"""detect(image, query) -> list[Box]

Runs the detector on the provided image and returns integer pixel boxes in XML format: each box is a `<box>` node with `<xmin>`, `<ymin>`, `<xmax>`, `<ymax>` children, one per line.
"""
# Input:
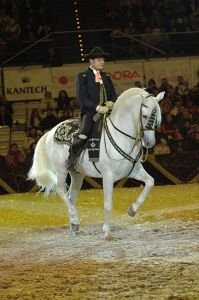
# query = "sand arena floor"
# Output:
<box><xmin>0</xmin><ymin>183</ymin><xmax>199</xmax><ymax>299</ymax></box>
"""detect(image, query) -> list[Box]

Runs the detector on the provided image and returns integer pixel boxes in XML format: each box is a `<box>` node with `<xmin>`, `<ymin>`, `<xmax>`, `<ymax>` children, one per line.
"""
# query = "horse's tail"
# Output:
<box><xmin>28</xmin><ymin>132</ymin><xmax>57</xmax><ymax>193</ymax></box>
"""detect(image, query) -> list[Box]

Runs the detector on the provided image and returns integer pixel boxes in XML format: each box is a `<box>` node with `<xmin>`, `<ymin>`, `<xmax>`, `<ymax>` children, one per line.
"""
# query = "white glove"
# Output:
<box><xmin>105</xmin><ymin>101</ymin><xmax>115</xmax><ymax>109</ymax></box>
<box><xmin>96</xmin><ymin>105</ymin><xmax>109</xmax><ymax>114</ymax></box>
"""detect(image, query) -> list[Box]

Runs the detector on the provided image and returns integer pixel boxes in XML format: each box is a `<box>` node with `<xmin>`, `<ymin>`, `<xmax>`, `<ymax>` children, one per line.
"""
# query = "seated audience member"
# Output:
<box><xmin>35</xmin><ymin>130</ymin><xmax>43</xmax><ymax>143</ymax></box>
<box><xmin>189</xmin><ymin>131</ymin><xmax>199</xmax><ymax>150</ymax></box>
<box><xmin>6</xmin><ymin>143</ymin><xmax>25</xmax><ymax>167</ymax></box>
<box><xmin>159</xmin><ymin>78</ymin><xmax>173</xmax><ymax>93</ymax></box>
<box><xmin>162</xmin><ymin>113</ymin><xmax>176</xmax><ymax>139</ymax></box>
<box><xmin>0</xmin><ymin>95</ymin><xmax>13</xmax><ymax>114</ymax></box>
<box><xmin>175</xmin><ymin>76</ymin><xmax>190</xmax><ymax>105</ymax></box>
<box><xmin>58</xmin><ymin>109</ymin><xmax>71</xmax><ymax>123</ymax></box>
<box><xmin>29</xmin><ymin>108</ymin><xmax>42</xmax><ymax>129</ymax></box>
<box><xmin>26</xmin><ymin>141</ymin><xmax>37</xmax><ymax>163</ymax></box>
<box><xmin>40</xmin><ymin>91</ymin><xmax>57</xmax><ymax>112</ymax></box>
<box><xmin>147</xmin><ymin>78</ymin><xmax>157</xmax><ymax>94</ymax></box>
<box><xmin>56</xmin><ymin>90</ymin><xmax>73</xmax><ymax>116</ymax></box>
<box><xmin>180</xmin><ymin>120</ymin><xmax>193</xmax><ymax>138</ymax></box>
<box><xmin>43</xmin><ymin>47</ymin><xmax>62</xmax><ymax>67</ymax></box>
<box><xmin>154</xmin><ymin>138</ymin><xmax>171</xmax><ymax>155</ymax></box>
<box><xmin>37</xmin><ymin>20</ymin><xmax>52</xmax><ymax>39</ymax></box>
<box><xmin>177</xmin><ymin>108</ymin><xmax>193</xmax><ymax>130</ymax></box>
<box><xmin>23</xmin><ymin>127</ymin><xmax>38</xmax><ymax>153</ymax></box>
<box><xmin>0</xmin><ymin>105</ymin><xmax>13</xmax><ymax>127</ymax></box>
<box><xmin>41</xmin><ymin>108</ymin><xmax>58</xmax><ymax>131</ymax></box>
<box><xmin>169</xmin><ymin>128</ymin><xmax>184</xmax><ymax>152</ymax></box>
<box><xmin>170</xmin><ymin>100</ymin><xmax>183</xmax><ymax>118</ymax></box>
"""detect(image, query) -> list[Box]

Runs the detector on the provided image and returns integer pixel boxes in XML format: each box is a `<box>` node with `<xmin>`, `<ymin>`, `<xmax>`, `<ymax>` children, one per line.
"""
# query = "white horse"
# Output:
<box><xmin>28</xmin><ymin>88</ymin><xmax>165</xmax><ymax>239</ymax></box>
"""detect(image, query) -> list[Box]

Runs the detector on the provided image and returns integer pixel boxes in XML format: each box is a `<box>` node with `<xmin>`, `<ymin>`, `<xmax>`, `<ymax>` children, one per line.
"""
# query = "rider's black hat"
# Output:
<box><xmin>84</xmin><ymin>47</ymin><xmax>110</xmax><ymax>59</ymax></box>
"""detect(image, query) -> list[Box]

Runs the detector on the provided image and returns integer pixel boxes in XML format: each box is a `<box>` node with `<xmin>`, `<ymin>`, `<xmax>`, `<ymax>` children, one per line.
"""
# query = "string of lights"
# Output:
<box><xmin>74</xmin><ymin>1</ymin><xmax>85</xmax><ymax>62</ymax></box>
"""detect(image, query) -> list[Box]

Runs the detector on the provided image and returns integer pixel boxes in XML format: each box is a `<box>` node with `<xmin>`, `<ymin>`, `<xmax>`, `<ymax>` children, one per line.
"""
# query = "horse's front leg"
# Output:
<box><xmin>102</xmin><ymin>173</ymin><xmax>114</xmax><ymax>240</ymax></box>
<box><xmin>128</xmin><ymin>165</ymin><xmax>154</xmax><ymax>217</ymax></box>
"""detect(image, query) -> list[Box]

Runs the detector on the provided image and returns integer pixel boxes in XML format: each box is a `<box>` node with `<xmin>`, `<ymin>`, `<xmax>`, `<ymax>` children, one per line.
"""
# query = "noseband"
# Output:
<box><xmin>140</xmin><ymin>101</ymin><xmax>157</xmax><ymax>132</ymax></box>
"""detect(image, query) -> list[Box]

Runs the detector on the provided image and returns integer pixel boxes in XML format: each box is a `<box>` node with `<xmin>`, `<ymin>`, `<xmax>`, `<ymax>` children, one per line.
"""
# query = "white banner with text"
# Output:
<box><xmin>3</xmin><ymin>57</ymin><xmax>199</xmax><ymax>101</ymax></box>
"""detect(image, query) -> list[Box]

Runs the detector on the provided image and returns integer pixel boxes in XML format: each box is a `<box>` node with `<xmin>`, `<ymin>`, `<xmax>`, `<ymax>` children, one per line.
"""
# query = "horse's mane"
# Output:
<box><xmin>114</xmin><ymin>87</ymin><xmax>162</xmax><ymax>125</ymax></box>
<box><xmin>115</xmin><ymin>87</ymin><xmax>149</xmax><ymax>106</ymax></box>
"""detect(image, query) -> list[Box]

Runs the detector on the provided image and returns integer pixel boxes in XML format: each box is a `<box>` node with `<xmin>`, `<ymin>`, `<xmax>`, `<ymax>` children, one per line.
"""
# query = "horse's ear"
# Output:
<box><xmin>155</xmin><ymin>91</ymin><xmax>165</xmax><ymax>102</ymax></box>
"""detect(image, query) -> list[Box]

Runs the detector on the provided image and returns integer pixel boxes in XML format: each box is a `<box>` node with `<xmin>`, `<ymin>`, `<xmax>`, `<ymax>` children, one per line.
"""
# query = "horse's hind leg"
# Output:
<box><xmin>56</xmin><ymin>171</ymin><xmax>83</xmax><ymax>232</ymax></box>
<box><xmin>68</xmin><ymin>171</ymin><xmax>84</xmax><ymax>231</ymax></box>
<box><xmin>128</xmin><ymin>165</ymin><xmax>154</xmax><ymax>217</ymax></box>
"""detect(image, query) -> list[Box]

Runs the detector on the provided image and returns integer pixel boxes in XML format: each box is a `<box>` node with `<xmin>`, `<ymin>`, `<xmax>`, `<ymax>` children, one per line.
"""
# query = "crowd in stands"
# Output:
<box><xmin>146</xmin><ymin>75</ymin><xmax>199</xmax><ymax>154</ymax></box>
<box><xmin>105</xmin><ymin>0</ymin><xmax>198</xmax><ymax>34</ymax></box>
<box><xmin>1</xmin><ymin>0</ymin><xmax>199</xmax><ymax>63</ymax></box>
<box><xmin>0</xmin><ymin>0</ymin><xmax>51</xmax><ymax>45</ymax></box>
<box><xmin>0</xmin><ymin>88</ymin><xmax>74</xmax><ymax>168</ymax></box>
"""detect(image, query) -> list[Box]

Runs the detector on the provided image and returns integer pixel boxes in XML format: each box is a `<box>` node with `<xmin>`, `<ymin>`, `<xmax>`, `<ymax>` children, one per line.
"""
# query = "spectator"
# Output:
<box><xmin>23</xmin><ymin>127</ymin><xmax>38</xmax><ymax>153</ymax></box>
<box><xmin>162</xmin><ymin>113</ymin><xmax>176</xmax><ymax>138</ymax></box>
<box><xmin>0</xmin><ymin>105</ymin><xmax>13</xmax><ymax>127</ymax></box>
<box><xmin>147</xmin><ymin>78</ymin><xmax>157</xmax><ymax>94</ymax></box>
<box><xmin>41</xmin><ymin>108</ymin><xmax>58</xmax><ymax>131</ymax></box>
<box><xmin>40</xmin><ymin>91</ymin><xmax>57</xmax><ymax>112</ymax></box>
<box><xmin>58</xmin><ymin>109</ymin><xmax>71</xmax><ymax>123</ymax></box>
<box><xmin>170</xmin><ymin>100</ymin><xmax>183</xmax><ymax>118</ymax></box>
<box><xmin>7</xmin><ymin>17</ymin><xmax>21</xmax><ymax>41</ymax></box>
<box><xmin>43</xmin><ymin>47</ymin><xmax>62</xmax><ymax>67</ymax></box>
<box><xmin>169</xmin><ymin>128</ymin><xmax>184</xmax><ymax>152</ymax></box>
<box><xmin>0</xmin><ymin>95</ymin><xmax>13</xmax><ymax>114</ymax></box>
<box><xmin>6</xmin><ymin>143</ymin><xmax>25</xmax><ymax>168</ymax></box>
<box><xmin>29</xmin><ymin>108</ymin><xmax>42</xmax><ymax>129</ymax></box>
<box><xmin>175</xmin><ymin>76</ymin><xmax>190</xmax><ymax>105</ymax></box>
<box><xmin>26</xmin><ymin>141</ymin><xmax>36</xmax><ymax>163</ymax></box>
<box><xmin>154</xmin><ymin>138</ymin><xmax>171</xmax><ymax>155</ymax></box>
<box><xmin>159</xmin><ymin>78</ymin><xmax>173</xmax><ymax>93</ymax></box>
<box><xmin>37</xmin><ymin>19</ymin><xmax>51</xmax><ymax>38</ymax></box>
<box><xmin>56</xmin><ymin>90</ymin><xmax>73</xmax><ymax>115</ymax></box>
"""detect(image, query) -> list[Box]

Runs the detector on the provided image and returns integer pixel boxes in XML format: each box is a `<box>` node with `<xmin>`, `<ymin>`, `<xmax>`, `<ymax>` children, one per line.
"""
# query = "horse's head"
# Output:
<box><xmin>140</xmin><ymin>91</ymin><xmax>165</xmax><ymax>148</ymax></box>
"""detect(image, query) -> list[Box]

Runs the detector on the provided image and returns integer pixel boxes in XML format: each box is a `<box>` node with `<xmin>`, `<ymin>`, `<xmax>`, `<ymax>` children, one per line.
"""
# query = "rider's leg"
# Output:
<box><xmin>66</xmin><ymin>113</ymin><xmax>94</xmax><ymax>170</ymax></box>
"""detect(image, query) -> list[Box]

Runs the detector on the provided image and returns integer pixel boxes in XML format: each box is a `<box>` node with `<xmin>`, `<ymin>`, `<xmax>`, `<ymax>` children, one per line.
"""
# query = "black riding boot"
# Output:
<box><xmin>66</xmin><ymin>136</ymin><xmax>87</xmax><ymax>170</ymax></box>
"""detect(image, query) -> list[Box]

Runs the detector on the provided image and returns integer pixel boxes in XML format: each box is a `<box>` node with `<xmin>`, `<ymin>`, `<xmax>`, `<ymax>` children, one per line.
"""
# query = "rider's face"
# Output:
<box><xmin>90</xmin><ymin>57</ymin><xmax>105</xmax><ymax>71</ymax></box>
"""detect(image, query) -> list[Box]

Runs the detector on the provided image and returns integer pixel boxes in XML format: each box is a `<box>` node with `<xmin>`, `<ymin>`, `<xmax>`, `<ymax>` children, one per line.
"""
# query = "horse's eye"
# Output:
<box><xmin>143</xmin><ymin>115</ymin><xmax>147</xmax><ymax>119</ymax></box>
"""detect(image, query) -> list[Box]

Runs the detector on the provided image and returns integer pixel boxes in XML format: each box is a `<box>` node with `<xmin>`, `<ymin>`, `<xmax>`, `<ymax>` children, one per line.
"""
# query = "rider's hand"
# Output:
<box><xmin>96</xmin><ymin>105</ymin><xmax>109</xmax><ymax>114</ymax></box>
<box><xmin>105</xmin><ymin>101</ymin><xmax>115</xmax><ymax>109</ymax></box>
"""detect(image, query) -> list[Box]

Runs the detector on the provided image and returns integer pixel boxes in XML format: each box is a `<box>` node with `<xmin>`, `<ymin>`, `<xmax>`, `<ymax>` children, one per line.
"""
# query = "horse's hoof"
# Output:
<box><xmin>104</xmin><ymin>231</ymin><xmax>113</xmax><ymax>240</ymax></box>
<box><xmin>70</xmin><ymin>223</ymin><xmax>79</xmax><ymax>232</ymax></box>
<box><xmin>128</xmin><ymin>206</ymin><xmax>137</xmax><ymax>217</ymax></box>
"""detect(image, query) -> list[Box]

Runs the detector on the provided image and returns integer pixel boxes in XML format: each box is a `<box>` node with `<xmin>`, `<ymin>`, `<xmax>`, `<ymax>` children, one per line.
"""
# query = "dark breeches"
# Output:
<box><xmin>80</xmin><ymin>113</ymin><xmax>95</xmax><ymax>137</ymax></box>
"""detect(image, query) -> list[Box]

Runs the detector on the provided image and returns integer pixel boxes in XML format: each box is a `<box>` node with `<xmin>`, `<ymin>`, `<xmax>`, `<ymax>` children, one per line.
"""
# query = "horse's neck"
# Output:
<box><xmin>110</xmin><ymin>97</ymin><xmax>141</xmax><ymax>137</ymax></box>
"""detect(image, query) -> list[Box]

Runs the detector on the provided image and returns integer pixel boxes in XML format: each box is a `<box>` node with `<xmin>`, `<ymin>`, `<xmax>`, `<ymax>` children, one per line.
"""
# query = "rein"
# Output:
<box><xmin>104</xmin><ymin>118</ymin><xmax>141</xmax><ymax>163</ymax></box>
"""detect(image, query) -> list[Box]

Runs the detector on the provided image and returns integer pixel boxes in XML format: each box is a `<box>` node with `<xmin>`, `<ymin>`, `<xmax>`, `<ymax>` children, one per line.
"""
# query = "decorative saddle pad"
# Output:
<box><xmin>54</xmin><ymin>116</ymin><xmax>103</xmax><ymax>162</ymax></box>
<box><xmin>54</xmin><ymin>118</ymin><xmax>80</xmax><ymax>145</ymax></box>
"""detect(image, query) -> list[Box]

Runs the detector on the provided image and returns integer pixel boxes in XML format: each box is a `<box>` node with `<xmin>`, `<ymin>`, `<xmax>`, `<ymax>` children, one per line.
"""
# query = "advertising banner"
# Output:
<box><xmin>4</xmin><ymin>61</ymin><xmax>144</xmax><ymax>101</ymax></box>
<box><xmin>4</xmin><ymin>57</ymin><xmax>199</xmax><ymax>101</ymax></box>
<box><xmin>4</xmin><ymin>67</ymin><xmax>50</xmax><ymax>101</ymax></box>
<box><xmin>190</xmin><ymin>57</ymin><xmax>199</xmax><ymax>86</ymax></box>
<box><xmin>144</xmin><ymin>58</ymin><xmax>191</xmax><ymax>88</ymax></box>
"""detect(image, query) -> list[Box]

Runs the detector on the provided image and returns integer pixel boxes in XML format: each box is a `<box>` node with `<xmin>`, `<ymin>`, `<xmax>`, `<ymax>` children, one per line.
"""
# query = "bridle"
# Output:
<box><xmin>93</xmin><ymin>98</ymin><xmax>158</xmax><ymax>174</ymax></box>
<box><xmin>103</xmin><ymin>98</ymin><xmax>158</xmax><ymax>162</ymax></box>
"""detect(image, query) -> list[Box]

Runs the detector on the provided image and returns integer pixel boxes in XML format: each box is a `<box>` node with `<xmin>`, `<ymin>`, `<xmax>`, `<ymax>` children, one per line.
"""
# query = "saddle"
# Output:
<box><xmin>54</xmin><ymin>117</ymin><xmax>103</xmax><ymax>162</ymax></box>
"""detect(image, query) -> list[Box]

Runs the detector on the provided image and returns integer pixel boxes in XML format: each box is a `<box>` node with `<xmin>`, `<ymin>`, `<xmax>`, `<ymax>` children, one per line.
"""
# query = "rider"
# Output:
<box><xmin>66</xmin><ymin>46</ymin><xmax>117</xmax><ymax>170</ymax></box>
